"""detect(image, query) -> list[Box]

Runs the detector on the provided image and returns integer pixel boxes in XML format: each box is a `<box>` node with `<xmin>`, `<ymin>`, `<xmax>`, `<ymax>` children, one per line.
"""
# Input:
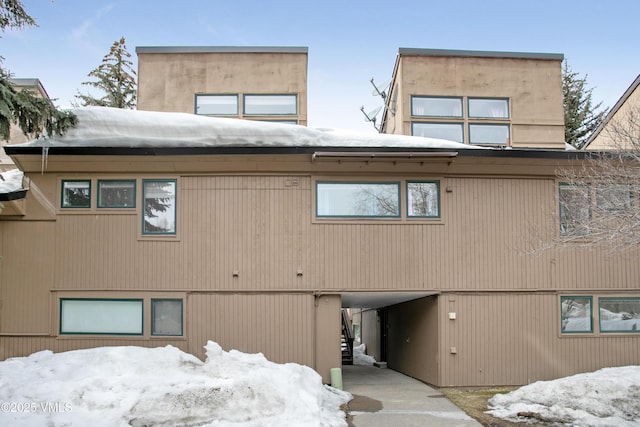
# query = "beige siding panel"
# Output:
<box><xmin>439</xmin><ymin>294</ymin><xmax>640</xmax><ymax>386</ymax></box>
<box><xmin>315</xmin><ymin>294</ymin><xmax>341</xmax><ymax>383</ymax></box>
<box><xmin>186</xmin><ymin>292</ymin><xmax>314</xmax><ymax>367</ymax></box>
<box><xmin>386</xmin><ymin>296</ymin><xmax>440</xmax><ymax>385</ymax></box>
<box><xmin>0</xmin><ymin>222</ymin><xmax>55</xmax><ymax>333</ymax></box>
<box><xmin>181</xmin><ymin>176</ymin><xmax>311</xmax><ymax>290</ymax></box>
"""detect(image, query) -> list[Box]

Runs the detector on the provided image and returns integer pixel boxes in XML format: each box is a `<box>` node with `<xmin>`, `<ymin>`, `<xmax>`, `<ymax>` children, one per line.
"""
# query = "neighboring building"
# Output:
<box><xmin>136</xmin><ymin>46</ymin><xmax>308</xmax><ymax>126</ymax></box>
<box><xmin>585</xmin><ymin>74</ymin><xmax>640</xmax><ymax>150</ymax></box>
<box><xmin>1</xmin><ymin>79</ymin><xmax>51</xmax><ymax>170</ymax></box>
<box><xmin>1</xmin><ymin>49</ymin><xmax>639</xmax><ymax>388</ymax></box>
<box><xmin>381</xmin><ymin>48</ymin><xmax>566</xmax><ymax>149</ymax></box>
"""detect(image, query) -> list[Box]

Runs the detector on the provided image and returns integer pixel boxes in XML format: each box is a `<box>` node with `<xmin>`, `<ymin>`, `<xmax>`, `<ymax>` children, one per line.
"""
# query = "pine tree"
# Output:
<box><xmin>563</xmin><ymin>61</ymin><xmax>607</xmax><ymax>149</ymax></box>
<box><xmin>0</xmin><ymin>0</ymin><xmax>77</xmax><ymax>140</ymax></box>
<box><xmin>75</xmin><ymin>37</ymin><xmax>137</xmax><ymax>109</ymax></box>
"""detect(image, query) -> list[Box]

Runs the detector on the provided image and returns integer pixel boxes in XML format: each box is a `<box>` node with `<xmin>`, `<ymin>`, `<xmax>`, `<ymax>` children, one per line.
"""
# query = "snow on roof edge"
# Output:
<box><xmin>14</xmin><ymin>107</ymin><xmax>483</xmax><ymax>150</ymax></box>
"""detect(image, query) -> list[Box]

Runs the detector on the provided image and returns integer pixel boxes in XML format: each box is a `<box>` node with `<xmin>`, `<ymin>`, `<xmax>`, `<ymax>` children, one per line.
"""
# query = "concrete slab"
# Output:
<box><xmin>343</xmin><ymin>365</ymin><xmax>482</xmax><ymax>427</ymax></box>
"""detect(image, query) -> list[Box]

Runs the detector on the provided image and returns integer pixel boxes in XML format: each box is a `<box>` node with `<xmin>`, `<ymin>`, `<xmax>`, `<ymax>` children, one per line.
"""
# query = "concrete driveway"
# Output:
<box><xmin>342</xmin><ymin>365</ymin><xmax>483</xmax><ymax>427</ymax></box>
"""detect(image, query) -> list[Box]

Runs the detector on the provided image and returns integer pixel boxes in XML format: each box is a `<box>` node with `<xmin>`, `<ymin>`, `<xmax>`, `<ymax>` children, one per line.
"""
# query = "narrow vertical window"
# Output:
<box><xmin>559</xmin><ymin>183</ymin><xmax>590</xmax><ymax>236</ymax></box>
<box><xmin>61</xmin><ymin>180</ymin><xmax>91</xmax><ymax>208</ymax></box>
<box><xmin>560</xmin><ymin>296</ymin><xmax>593</xmax><ymax>333</ymax></box>
<box><xmin>151</xmin><ymin>299</ymin><xmax>183</xmax><ymax>336</ymax></box>
<box><xmin>143</xmin><ymin>180</ymin><xmax>176</xmax><ymax>234</ymax></box>
<box><xmin>407</xmin><ymin>181</ymin><xmax>440</xmax><ymax>218</ymax></box>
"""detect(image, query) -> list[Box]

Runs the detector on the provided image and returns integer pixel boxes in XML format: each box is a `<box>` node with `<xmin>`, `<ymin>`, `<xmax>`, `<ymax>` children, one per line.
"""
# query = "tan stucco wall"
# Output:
<box><xmin>588</xmin><ymin>81</ymin><xmax>640</xmax><ymax>150</ymax></box>
<box><xmin>384</xmin><ymin>54</ymin><xmax>565</xmax><ymax>148</ymax></box>
<box><xmin>137</xmin><ymin>51</ymin><xmax>308</xmax><ymax>125</ymax></box>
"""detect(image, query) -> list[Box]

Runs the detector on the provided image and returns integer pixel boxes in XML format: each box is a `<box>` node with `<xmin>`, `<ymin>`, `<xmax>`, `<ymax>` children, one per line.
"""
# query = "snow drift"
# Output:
<box><xmin>0</xmin><ymin>342</ymin><xmax>351</xmax><ymax>427</ymax></box>
<box><xmin>487</xmin><ymin>365</ymin><xmax>640</xmax><ymax>426</ymax></box>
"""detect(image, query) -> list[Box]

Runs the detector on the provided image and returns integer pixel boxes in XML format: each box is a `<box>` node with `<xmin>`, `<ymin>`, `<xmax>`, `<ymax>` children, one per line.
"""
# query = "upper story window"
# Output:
<box><xmin>468</xmin><ymin>98</ymin><xmax>509</xmax><ymax>118</ymax></box>
<box><xmin>407</xmin><ymin>181</ymin><xmax>440</xmax><ymax>218</ymax></box>
<box><xmin>61</xmin><ymin>180</ymin><xmax>91</xmax><ymax>208</ymax></box>
<box><xmin>143</xmin><ymin>180</ymin><xmax>177</xmax><ymax>235</ymax></box>
<box><xmin>559</xmin><ymin>183</ymin><xmax>590</xmax><ymax>236</ymax></box>
<box><xmin>195</xmin><ymin>94</ymin><xmax>238</xmax><ymax>116</ymax></box>
<box><xmin>316</xmin><ymin>181</ymin><xmax>400</xmax><ymax>218</ymax></box>
<box><xmin>412</xmin><ymin>122</ymin><xmax>463</xmax><ymax>143</ymax></box>
<box><xmin>411</xmin><ymin>95</ymin><xmax>510</xmax><ymax>145</ymax></box>
<box><xmin>244</xmin><ymin>94</ymin><xmax>297</xmax><ymax>116</ymax></box>
<box><xmin>595</xmin><ymin>184</ymin><xmax>632</xmax><ymax>211</ymax></box>
<box><xmin>412</xmin><ymin>96</ymin><xmax>462</xmax><ymax>117</ymax></box>
<box><xmin>469</xmin><ymin>123</ymin><xmax>510</xmax><ymax>145</ymax></box>
<box><xmin>98</xmin><ymin>180</ymin><xmax>136</xmax><ymax>208</ymax></box>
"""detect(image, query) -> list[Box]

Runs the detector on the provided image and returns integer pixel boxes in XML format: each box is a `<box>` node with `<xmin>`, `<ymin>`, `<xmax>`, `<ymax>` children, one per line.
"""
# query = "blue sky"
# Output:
<box><xmin>3</xmin><ymin>0</ymin><xmax>639</xmax><ymax>132</ymax></box>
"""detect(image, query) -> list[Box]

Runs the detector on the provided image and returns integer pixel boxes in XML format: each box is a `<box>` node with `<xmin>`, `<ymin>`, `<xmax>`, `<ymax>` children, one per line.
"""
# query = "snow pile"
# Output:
<box><xmin>0</xmin><ymin>169</ymin><xmax>24</xmax><ymax>193</ymax></box>
<box><xmin>0</xmin><ymin>342</ymin><xmax>351</xmax><ymax>427</ymax></box>
<box><xmin>353</xmin><ymin>344</ymin><xmax>376</xmax><ymax>366</ymax></box>
<box><xmin>487</xmin><ymin>366</ymin><xmax>640</xmax><ymax>426</ymax></box>
<box><xmin>17</xmin><ymin>106</ymin><xmax>478</xmax><ymax>150</ymax></box>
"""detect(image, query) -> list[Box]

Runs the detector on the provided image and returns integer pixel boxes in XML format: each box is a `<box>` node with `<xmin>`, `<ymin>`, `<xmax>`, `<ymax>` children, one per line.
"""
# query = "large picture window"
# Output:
<box><xmin>407</xmin><ymin>181</ymin><xmax>440</xmax><ymax>218</ymax></box>
<box><xmin>560</xmin><ymin>296</ymin><xmax>593</xmax><ymax>333</ymax></box>
<box><xmin>60</xmin><ymin>299</ymin><xmax>143</xmax><ymax>335</ymax></box>
<box><xmin>599</xmin><ymin>298</ymin><xmax>640</xmax><ymax>333</ymax></box>
<box><xmin>316</xmin><ymin>182</ymin><xmax>400</xmax><ymax>218</ymax></box>
<box><xmin>195</xmin><ymin>94</ymin><xmax>238</xmax><ymax>116</ymax></box>
<box><xmin>98</xmin><ymin>180</ymin><xmax>136</xmax><ymax>208</ymax></box>
<box><xmin>559</xmin><ymin>184</ymin><xmax>590</xmax><ymax>236</ymax></box>
<box><xmin>151</xmin><ymin>299</ymin><xmax>183</xmax><ymax>336</ymax></box>
<box><xmin>61</xmin><ymin>180</ymin><xmax>91</xmax><ymax>208</ymax></box>
<box><xmin>143</xmin><ymin>180</ymin><xmax>177</xmax><ymax>234</ymax></box>
<box><xmin>244</xmin><ymin>94</ymin><xmax>297</xmax><ymax>115</ymax></box>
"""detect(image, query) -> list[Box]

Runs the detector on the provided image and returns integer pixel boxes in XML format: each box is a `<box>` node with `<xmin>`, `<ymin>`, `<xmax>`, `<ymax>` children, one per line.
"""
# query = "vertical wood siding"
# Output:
<box><xmin>186</xmin><ymin>292</ymin><xmax>314</xmax><ymax>366</ymax></box>
<box><xmin>2</xmin><ymin>173</ymin><xmax>640</xmax><ymax>386</ymax></box>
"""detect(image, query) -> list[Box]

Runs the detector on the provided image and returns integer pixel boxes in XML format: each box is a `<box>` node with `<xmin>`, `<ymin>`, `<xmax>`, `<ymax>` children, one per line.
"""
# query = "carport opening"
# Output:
<box><xmin>340</xmin><ymin>292</ymin><xmax>437</xmax><ymax>368</ymax></box>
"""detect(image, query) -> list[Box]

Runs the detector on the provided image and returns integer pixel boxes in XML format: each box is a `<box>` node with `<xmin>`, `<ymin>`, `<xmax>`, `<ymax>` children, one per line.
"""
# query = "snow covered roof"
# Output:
<box><xmin>14</xmin><ymin>107</ymin><xmax>477</xmax><ymax>150</ymax></box>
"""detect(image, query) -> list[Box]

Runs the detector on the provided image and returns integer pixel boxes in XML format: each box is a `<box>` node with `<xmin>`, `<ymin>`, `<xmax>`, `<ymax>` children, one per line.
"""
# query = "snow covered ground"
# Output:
<box><xmin>487</xmin><ymin>365</ymin><xmax>640</xmax><ymax>426</ymax></box>
<box><xmin>0</xmin><ymin>342</ymin><xmax>351</xmax><ymax>427</ymax></box>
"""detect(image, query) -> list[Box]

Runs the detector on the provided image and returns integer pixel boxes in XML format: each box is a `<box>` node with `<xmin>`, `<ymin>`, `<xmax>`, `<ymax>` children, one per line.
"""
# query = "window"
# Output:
<box><xmin>244</xmin><ymin>94</ymin><xmax>297</xmax><ymax>115</ymax></box>
<box><xmin>411</xmin><ymin>96</ymin><xmax>462</xmax><ymax>117</ymax></box>
<box><xmin>599</xmin><ymin>298</ymin><xmax>640</xmax><ymax>333</ymax></box>
<box><xmin>98</xmin><ymin>180</ymin><xmax>136</xmax><ymax>208</ymax></box>
<box><xmin>143</xmin><ymin>180</ymin><xmax>177</xmax><ymax>234</ymax></box>
<box><xmin>412</xmin><ymin>122</ymin><xmax>463</xmax><ymax>143</ymax></box>
<box><xmin>560</xmin><ymin>296</ymin><xmax>593</xmax><ymax>333</ymax></box>
<box><xmin>316</xmin><ymin>182</ymin><xmax>400</xmax><ymax>218</ymax></box>
<box><xmin>151</xmin><ymin>299</ymin><xmax>183</xmax><ymax>336</ymax></box>
<box><xmin>469</xmin><ymin>124</ymin><xmax>510</xmax><ymax>145</ymax></box>
<box><xmin>61</xmin><ymin>180</ymin><xmax>91</xmax><ymax>208</ymax></box>
<box><xmin>407</xmin><ymin>181</ymin><xmax>440</xmax><ymax>218</ymax></box>
<box><xmin>559</xmin><ymin>184</ymin><xmax>590</xmax><ymax>236</ymax></box>
<box><xmin>60</xmin><ymin>299</ymin><xmax>143</xmax><ymax>335</ymax></box>
<box><xmin>468</xmin><ymin>98</ymin><xmax>509</xmax><ymax>118</ymax></box>
<box><xmin>195</xmin><ymin>94</ymin><xmax>238</xmax><ymax>115</ymax></box>
<box><xmin>596</xmin><ymin>184</ymin><xmax>632</xmax><ymax>211</ymax></box>
<box><xmin>411</xmin><ymin>95</ymin><xmax>510</xmax><ymax>145</ymax></box>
